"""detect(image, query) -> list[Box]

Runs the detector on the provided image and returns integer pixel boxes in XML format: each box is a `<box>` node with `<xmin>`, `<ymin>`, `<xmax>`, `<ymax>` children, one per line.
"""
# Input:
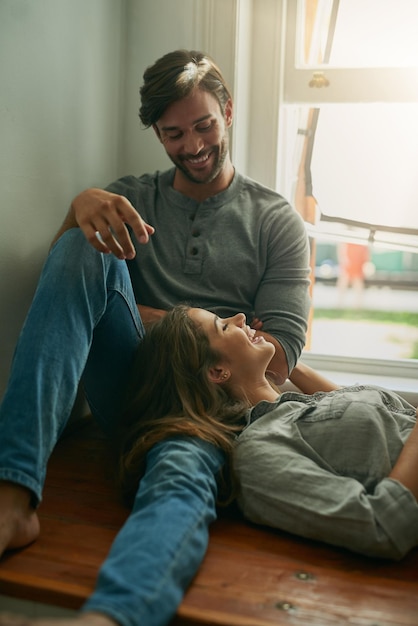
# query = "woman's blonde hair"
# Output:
<box><xmin>118</xmin><ymin>305</ymin><xmax>248</xmax><ymax>505</ymax></box>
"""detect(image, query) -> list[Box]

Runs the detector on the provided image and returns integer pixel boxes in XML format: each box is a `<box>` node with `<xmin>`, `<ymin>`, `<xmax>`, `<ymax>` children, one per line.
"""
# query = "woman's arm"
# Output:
<box><xmin>288</xmin><ymin>361</ymin><xmax>341</xmax><ymax>394</ymax></box>
<box><xmin>389</xmin><ymin>410</ymin><xmax>418</xmax><ymax>499</ymax></box>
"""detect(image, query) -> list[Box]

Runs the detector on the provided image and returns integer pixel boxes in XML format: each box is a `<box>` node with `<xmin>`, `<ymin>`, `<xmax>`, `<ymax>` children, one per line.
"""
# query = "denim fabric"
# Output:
<box><xmin>0</xmin><ymin>229</ymin><xmax>144</xmax><ymax>502</ymax></box>
<box><xmin>235</xmin><ymin>385</ymin><xmax>418</xmax><ymax>559</ymax></box>
<box><xmin>0</xmin><ymin>228</ymin><xmax>222</xmax><ymax>625</ymax></box>
<box><xmin>108</xmin><ymin>169</ymin><xmax>310</xmax><ymax>373</ymax></box>
<box><xmin>83</xmin><ymin>437</ymin><xmax>223</xmax><ymax>626</ymax></box>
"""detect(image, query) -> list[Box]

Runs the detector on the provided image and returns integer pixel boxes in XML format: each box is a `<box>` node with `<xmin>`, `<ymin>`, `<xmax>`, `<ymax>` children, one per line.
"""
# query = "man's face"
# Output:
<box><xmin>154</xmin><ymin>88</ymin><xmax>233</xmax><ymax>185</ymax></box>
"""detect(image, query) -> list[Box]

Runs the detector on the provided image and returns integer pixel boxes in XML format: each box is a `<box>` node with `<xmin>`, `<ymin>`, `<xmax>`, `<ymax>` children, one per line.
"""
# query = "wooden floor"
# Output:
<box><xmin>0</xmin><ymin>418</ymin><xmax>417</xmax><ymax>626</ymax></box>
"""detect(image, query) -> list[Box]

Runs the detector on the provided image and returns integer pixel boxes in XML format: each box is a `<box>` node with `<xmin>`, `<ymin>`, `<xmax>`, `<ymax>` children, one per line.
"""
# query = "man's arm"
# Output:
<box><xmin>52</xmin><ymin>188</ymin><xmax>155</xmax><ymax>260</ymax></box>
<box><xmin>252</xmin><ymin>205</ymin><xmax>311</xmax><ymax>385</ymax></box>
<box><xmin>51</xmin><ymin>203</ymin><xmax>78</xmax><ymax>247</ymax></box>
<box><xmin>250</xmin><ymin>317</ymin><xmax>305</xmax><ymax>385</ymax></box>
<box><xmin>254</xmin><ymin>331</ymin><xmax>289</xmax><ymax>385</ymax></box>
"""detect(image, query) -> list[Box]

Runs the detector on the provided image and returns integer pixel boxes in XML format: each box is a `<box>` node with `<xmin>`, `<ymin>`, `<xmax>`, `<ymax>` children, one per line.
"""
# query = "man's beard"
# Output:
<box><xmin>170</xmin><ymin>137</ymin><xmax>229</xmax><ymax>185</ymax></box>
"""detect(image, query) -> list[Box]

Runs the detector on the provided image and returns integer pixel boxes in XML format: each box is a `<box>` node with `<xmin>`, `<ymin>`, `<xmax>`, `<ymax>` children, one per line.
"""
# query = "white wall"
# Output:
<box><xmin>0</xmin><ymin>0</ymin><xmax>125</xmax><ymax>394</ymax></box>
<box><xmin>120</xmin><ymin>0</ymin><xmax>197</xmax><ymax>175</ymax></box>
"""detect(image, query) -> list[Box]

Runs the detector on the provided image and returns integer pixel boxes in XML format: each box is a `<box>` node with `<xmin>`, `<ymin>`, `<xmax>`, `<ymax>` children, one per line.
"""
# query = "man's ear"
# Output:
<box><xmin>224</xmin><ymin>98</ymin><xmax>233</xmax><ymax>128</ymax></box>
<box><xmin>208</xmin><ymin>367</ymin><xmax>230</xmax><ymax>384</ymax></box>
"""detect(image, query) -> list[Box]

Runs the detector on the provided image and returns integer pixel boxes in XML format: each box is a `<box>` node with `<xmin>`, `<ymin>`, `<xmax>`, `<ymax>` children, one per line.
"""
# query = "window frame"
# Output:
<box><xmin>230</xmin><ymin>0</ymin><xmax>418</xmax><ymax>402</ymax></box>
<box><xmin>284</xmin><ymin>0</ymin><xmax>418</xmax><ymax>401</ymax></box>
<box><xmin>283</xmin><ymin>0</ymin><xmax>418</xmax><ymax>105</ymax></box>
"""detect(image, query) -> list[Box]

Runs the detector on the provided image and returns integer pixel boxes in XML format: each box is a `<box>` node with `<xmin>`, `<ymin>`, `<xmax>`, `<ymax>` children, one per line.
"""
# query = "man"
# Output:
<box><xmin>0</xmin><ymin>50</ymin><xmax>310</xmax><ymax>626</ymax></box>
<box><xmin>55</xmin><ymin>49</ymin><xmax>310</xmax><ymax>383</ymax></box>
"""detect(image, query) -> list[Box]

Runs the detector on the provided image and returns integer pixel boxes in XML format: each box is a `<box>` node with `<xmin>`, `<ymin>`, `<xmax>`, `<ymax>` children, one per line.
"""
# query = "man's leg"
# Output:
<box><xmin>82</xmin><ymin>437</ymin><xmax>224</xmax><ymax>626</ymax></box>
<box><xmin>0</xmin><ymin>229</ymin><xmax>143</xmax><ymax>553</ymax></box>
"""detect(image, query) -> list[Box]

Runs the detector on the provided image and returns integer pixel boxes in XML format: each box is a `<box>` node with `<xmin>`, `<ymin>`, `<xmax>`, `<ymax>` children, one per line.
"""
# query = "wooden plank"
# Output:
<box><xmin>0</xmin><ymin>419</ymin><xmax>417</xmax><ymax>626</ymax></box>
<box><xmin>174</xmin><ymin>522</ymin><xmax>418</xmax><ymax>626</ymax></box>
<box><xmin>0</xmin><ymin>420</ymin><xmax>122</xmax><ymax>609</ymax></box>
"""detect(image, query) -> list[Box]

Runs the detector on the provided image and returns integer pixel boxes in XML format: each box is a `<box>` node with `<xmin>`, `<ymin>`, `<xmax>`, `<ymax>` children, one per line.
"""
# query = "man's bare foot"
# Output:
<box><xmin>0</xmin><ymin>482</ymin><xmax>40</xmax><ymax>557</ymax></box>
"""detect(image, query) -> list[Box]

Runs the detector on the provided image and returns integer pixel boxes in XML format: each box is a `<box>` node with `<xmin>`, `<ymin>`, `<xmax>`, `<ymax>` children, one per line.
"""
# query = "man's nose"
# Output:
<box><xmin>183</xmin><ymin>131</ymin><xmax>204</xmax><ymax>155</ymax></box>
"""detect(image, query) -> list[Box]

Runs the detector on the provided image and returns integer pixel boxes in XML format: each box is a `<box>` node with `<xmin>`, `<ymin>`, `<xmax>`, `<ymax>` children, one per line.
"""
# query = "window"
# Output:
<box><xmin>276</xmin><ymin>0</ymin><xmax>418</xmax><ymax>387</ymax></box>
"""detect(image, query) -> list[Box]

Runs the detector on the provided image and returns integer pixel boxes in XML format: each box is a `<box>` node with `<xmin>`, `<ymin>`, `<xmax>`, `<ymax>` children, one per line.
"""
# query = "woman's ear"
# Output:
<box><xmin>208</xmin><ymin>367</ymin><xmax>230</xmax><ymax>384</ymax></box>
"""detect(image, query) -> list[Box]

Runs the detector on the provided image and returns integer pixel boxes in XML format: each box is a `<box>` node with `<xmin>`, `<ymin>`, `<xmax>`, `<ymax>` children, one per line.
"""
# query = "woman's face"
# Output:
<box><xmin>188</xmin><ymin>308</ymin><xmax>275</xmax><ymax>382</ymax></box>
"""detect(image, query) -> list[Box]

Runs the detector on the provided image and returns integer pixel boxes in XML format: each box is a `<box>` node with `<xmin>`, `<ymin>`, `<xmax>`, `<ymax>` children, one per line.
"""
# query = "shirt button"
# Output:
<box><xmin>190</xmin><ymin>247</ymin><xmax>199</xmax><ymax>255</ymax></box>
<box><xmin>191</xmin><ymin>229</ymin><xmax>200</xmax><ymax>237</ymax></box>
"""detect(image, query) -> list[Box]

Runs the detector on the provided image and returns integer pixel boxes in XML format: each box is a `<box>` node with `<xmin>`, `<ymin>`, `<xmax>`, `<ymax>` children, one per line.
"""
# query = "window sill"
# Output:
<box><xmin>299</xmin><ymin>353</ymin><xmax>418</xmax><ymax>407</ymax></box>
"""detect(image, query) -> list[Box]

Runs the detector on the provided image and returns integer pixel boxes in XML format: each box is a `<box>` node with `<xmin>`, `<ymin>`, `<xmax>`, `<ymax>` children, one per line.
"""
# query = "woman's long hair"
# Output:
<box><xmin>118</xmin><ymin>304</ymin><xmax>249</xmax><ymax>506</ymax></box>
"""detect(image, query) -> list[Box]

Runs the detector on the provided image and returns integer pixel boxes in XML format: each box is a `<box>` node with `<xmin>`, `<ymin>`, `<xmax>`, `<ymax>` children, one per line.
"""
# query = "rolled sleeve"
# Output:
<box><xmin>369</xmin><ymin>478</ymin><xmax>418</xmax><ymax>559</ymax></box>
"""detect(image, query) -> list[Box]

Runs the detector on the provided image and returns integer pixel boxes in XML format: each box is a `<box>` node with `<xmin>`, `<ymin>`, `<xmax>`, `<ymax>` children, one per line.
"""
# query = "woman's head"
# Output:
<box><xmin>124</xmin><ymin>305</ymin><xmax>276</xmax><ymax>421</ymax></box>
<box><xmin>187</xmin><ymin>307</ymin><xmax>276</xmax><ymax>391</ymax></box>
<box><xmin>125</xmin><ymin>305</ymin><xmax>231</xmax><ymax>418</ymax></box>
<box><xmin>118</xmin><ymin>305</ymin><xmax>250</xmax><ymax>504</ymax></box>
<box><xmin>139</xmin><ymin>49</ymin><xmax>232</xmax><ymax>127</ymax></box>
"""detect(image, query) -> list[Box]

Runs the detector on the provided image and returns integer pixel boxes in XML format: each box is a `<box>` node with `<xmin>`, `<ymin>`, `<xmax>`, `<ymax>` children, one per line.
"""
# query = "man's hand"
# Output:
<box><xmin>137</xmin><ymin>304</ymin><xmax>167</xmax><ymax>328</ymax></box>
<box><xmin>249</xmin><ymin>317</ymin><xmax>263</xmax><ymax>331</ymax></box>
<box><xmin>249</xmin><ymin>317</ymin><xmax>287</xmax><ymax>385</ymax></box>
<box><xmin>72</xmin><ymin>188</ymin><xmax>155</xmax><ymax>259</ymax></box>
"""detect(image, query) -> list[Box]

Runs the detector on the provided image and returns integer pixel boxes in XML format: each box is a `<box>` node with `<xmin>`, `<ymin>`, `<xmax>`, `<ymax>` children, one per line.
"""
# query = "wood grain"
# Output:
<box><xmin>0</xmin><ymin>418</ymin><xmax>417</xmax><ymax>625</ymax></box>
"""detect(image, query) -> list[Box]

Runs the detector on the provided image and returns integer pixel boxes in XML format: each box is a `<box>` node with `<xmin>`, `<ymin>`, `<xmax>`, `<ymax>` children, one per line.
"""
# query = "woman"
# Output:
<box><xmin>1</xmin><ymin>305</ymin><xmax>417</xmax><ymax>626</ymax></box>
<box><xmin>119</xmin><ymin>304</ymin><xmax>418</xmax><ymax>561</ymax></box>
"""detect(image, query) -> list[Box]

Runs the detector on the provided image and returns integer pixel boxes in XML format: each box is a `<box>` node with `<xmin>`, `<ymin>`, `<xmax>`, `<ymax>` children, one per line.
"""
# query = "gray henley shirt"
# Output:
<box><xmin>107</xmin><ymin>168</ymin><xmax>311</xmax><ymax>371</ymax></box>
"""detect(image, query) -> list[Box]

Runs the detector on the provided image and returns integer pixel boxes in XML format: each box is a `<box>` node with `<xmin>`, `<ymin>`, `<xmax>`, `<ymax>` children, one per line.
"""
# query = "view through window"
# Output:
<box><xmin>279</xmin><ymin>0</ymin><xmax>418</xmax><ymax>363</ymax></box>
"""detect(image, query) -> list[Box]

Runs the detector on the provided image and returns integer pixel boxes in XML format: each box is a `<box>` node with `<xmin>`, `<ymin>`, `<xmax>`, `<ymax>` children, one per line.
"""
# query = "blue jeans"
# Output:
<box><xmin>0</xmin><ymin>229</ymin><xmax>223</xmax><ymax>626</ymax></box>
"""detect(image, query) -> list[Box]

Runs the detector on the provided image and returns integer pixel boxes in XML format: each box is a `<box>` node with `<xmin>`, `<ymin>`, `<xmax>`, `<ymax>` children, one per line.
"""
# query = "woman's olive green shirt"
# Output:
<box><xmin>235</xmin><ymin>385</ymin><xmax>418</xmax><ymax>560</ymax></box>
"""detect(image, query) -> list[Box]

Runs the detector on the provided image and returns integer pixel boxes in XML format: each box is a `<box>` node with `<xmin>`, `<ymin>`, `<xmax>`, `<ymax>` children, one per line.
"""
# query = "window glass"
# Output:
<box><xmin>298</xmin><ymin>0</ymin><xmax>418</xmax><ymax>68</ymax></box>
<box><xmin>311</xmin><ymin>238</ymin><xmax>418</xmax><ymax>360</ymax></box>
<box><xmin>280</xmin><ymin>0</ymin><xmax>418</xmax><ymax>362</ymax></box>
<box><xmin>311</xmin><ymin>103</ymin><xmax>418</xmax><ymax>238</ymax></box>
